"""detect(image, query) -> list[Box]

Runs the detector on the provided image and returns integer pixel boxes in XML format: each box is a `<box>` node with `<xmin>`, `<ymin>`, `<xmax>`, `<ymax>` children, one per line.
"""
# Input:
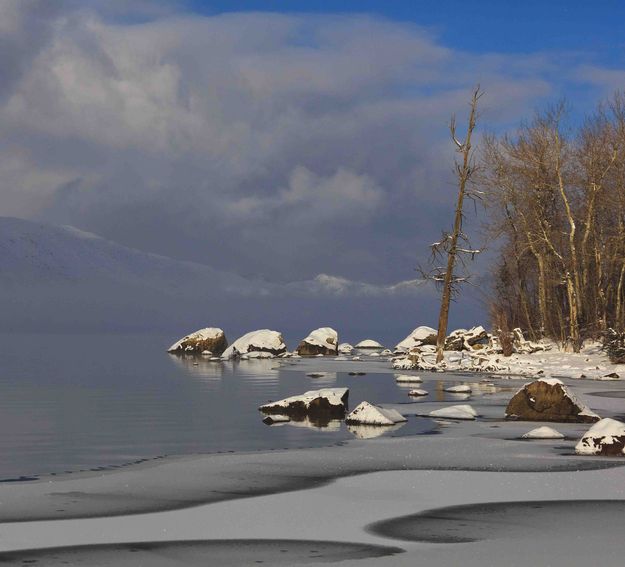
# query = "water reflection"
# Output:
<box><xmin>168</xmin><ymin>354</ymin><xmax>226</xmax><ymax>380</ymax></box>
<box><xmin>348</xmin><ymin>422</ymin><xmax>405</xmax><ymax>439</ymax></box>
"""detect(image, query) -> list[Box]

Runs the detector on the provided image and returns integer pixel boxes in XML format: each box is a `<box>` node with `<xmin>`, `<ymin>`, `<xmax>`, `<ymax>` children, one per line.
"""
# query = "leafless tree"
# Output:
<box><xmin>420</xmin><ymin>86</ymin><xmax>483</xmax><ymax>363</ymax></box>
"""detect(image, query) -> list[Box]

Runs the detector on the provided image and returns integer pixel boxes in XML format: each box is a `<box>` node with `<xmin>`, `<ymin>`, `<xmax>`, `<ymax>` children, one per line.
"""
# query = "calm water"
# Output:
<box><xmin>0</xmin><ymin>333</ymin><xmax>453</xmax><ymax>480</ymax></box>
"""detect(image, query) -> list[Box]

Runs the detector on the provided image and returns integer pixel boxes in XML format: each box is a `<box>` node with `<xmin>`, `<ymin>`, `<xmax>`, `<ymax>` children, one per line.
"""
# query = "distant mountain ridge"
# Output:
<box><xmin>0</xmin><ymin>217</ymin><xmax>429</xmax><ymax>338</ymax></box>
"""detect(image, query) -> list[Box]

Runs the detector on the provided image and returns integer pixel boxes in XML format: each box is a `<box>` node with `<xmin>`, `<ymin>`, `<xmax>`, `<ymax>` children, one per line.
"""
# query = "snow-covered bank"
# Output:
<box><xmin>393</xmin><ymin>339</ymin><xmax>625</xmax><ymax>381</ymax></box>
<box><xmin>3</xmin><ymin>466</ymin><xmax>625</xmax><ymax>566</ymax></box>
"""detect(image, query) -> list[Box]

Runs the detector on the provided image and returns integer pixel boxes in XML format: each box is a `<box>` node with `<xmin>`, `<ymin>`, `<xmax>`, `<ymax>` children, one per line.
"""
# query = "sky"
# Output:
<box><xmin>0</xmin><ymin>0</ymin><xmax>624</xmax><ymax>333</ymax></box>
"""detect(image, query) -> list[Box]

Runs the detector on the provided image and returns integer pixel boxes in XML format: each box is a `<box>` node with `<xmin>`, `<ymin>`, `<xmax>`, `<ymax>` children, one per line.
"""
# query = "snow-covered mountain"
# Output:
<box><xmin>0</xmin><ymin>217</ymin><xmax>432</xmax><ymax>339</ymax></box>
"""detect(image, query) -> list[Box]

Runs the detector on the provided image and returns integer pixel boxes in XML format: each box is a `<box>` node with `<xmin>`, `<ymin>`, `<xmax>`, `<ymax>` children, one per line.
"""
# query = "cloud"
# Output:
<box><xmin>0</xmin><ymin>0</ymin><xmax>619</xmax><ymax>287</ymax></box>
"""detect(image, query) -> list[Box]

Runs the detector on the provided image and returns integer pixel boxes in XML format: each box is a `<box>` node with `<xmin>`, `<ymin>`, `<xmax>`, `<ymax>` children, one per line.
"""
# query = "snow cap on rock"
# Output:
<box><xmin>355</xmin><ymin>339</ymin><xmax>384</xmax><ymax>349</ymax></box>
<box><xmin>429</xmin><ymin>404</ymin><xmax>478</xmax><ymax>420</ymax></box>
<box><xmin>395</xmin><ymin>326</ymin><xmax>437</xmax><ymax>350</ymax></box>
<box><xmin>296</xmin><ymin>327</ymin><xmax>338</xmax><ymax>356</ymax></box>
<box><xmin>575</xmin><ymin>418</ymin><xmax>625</xmax><ymax>456</ymax></box>
<box><xmin>222</xmin><ymin>329</ymin><xmax>286</xmax><ymax>359</ymax></box>
<box><xmin>522</xmin><ymin>426</ymin><xmax>565</xmax><ymax>439</ymax></box>
<box><xmin>345</xmin><ymin>401</ymin><xmax>407</xmax><ymax>426</ymax></box>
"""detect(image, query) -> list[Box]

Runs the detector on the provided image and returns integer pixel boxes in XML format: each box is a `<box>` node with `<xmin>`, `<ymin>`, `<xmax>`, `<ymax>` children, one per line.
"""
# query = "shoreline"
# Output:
<box><xmin>1</xmin><ymin>415</ymin><xmax>623</xmax><ymax>524</ymax></box>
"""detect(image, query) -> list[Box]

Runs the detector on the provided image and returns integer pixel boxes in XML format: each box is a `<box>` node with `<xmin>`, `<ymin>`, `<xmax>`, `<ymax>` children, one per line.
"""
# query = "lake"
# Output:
<box><xmin>0</xmin><ymin>333</ymin><xmax>462</xmax><ymax>480</ymax></box>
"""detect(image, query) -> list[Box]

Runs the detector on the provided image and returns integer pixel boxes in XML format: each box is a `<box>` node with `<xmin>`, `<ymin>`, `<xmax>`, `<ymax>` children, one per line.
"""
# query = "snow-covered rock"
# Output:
<box><xmin>395</xmin><ymin>374</ymin><xmax>423</xmax><ymax>383</ymax></box>
<box><xmin>381</xmin><ymin>349</ymin><xmax>393</xmax><ymax>356</ymax></box>
<box><xmin>575</xmin><ymin>418</ymin><xmax>625</xmax><ymax>456</ymax></box>
<box><xmin>355</xmin><ymin>339</ymin><xmax>384</xmax><ymax>349</ymax></box>
<box><xmin>445</xmin><ymin>326</ymin><xmax>489</xmax><ymax>351</ymax></box>
<box><xmin>395</xmin><ymin>326</ymin><xmax>437</xmax><ymax>350</ymax></box>
<box><xmin>522</xmin><ymin>426</ymin><xmax>564</xmax><ymax>439</ymax></box>
<box><xmin>296</xmin><ymin>327</ymin><xmax>338</xmax><ymax>356</ymax></box>
<box><xmin>222</xmin><ymin>329</ymin><xmax>286</xmax><ymax>359</ymax></box>
<box><xmin>167</xmin><ymin>327</ymin><xmax>228</xmax><ymax>355</ymax></box>
<box><xmin>345</xmin><ymin>401</ymin><xmax>407</xmax><ymax>426</ymax></box>
<box><xmin>408</xmin><ymin>389</ymin><xmax>428</xmax><ymax>397</ymax></box>
<box><xmin>259</xmin><ymin>388</ymin><xmax>349</xmax><ymax>419</ymax></box>
<box><xmin>338</xmin><ymin>343</ymin><xmax>354</xmax><ymax>354</ymax></box>
<box><xmin>512</xmin><ymin>328</ymin><xmax>550</xmax><ymax>354</ymax></box>
<box><xmin>444</xmin><ymin>384</ymin><xmax>472</xmax><ymax>393</ymax></box>
<box><xmin>505</xmin><ymin>378</ymin><xmax>600</xmax><ymax>423</ymax></box>
<box><xmin>429</xmin><ymin>405</ymin><xmax>478</xmax><ymax>420</ymax></box>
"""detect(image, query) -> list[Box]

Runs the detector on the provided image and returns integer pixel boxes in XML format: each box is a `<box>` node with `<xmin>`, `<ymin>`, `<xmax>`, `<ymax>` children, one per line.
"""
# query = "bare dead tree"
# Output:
<box><xmin>420</xmin><ymin>86</ymin><xmax>483</xmax><ymax>363</ymax></box>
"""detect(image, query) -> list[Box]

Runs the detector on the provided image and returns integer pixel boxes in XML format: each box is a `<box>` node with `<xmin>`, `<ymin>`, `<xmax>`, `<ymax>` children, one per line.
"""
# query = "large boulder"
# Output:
<box><xmin>445</xmin><ymin>326</ymin><xmax>489</xmax><ymax>351</ymax></box>
<box><xmin>395</xmin><ymin>326</ymin><xmax>438</xmax><ymax>350</ymax></box>
<box><xmin>259</xmin><ymin>388</ymin><xmax>349</xmax><ymax>423</ymax></box>
<box><xmin>222</xmin><ymin>329</ymin><xmax>286</xmax><ymax>359</ymax></box>
<box><xmin>345</xmin><ymin>401</ymin><xmax>407</xmax><ymax>426</ymax></box>
<box><xmin>167</xmin><ymin>327</ymin><xmax>227</xmax><ymax>355</ymax></box>
<box><xmin>505</xmin><ymin>378</ymin><xmax>600</xmax><ymax>423</ymax></box>
<box><xmin>296</xmin><ymin>327</ymin><xmax>338</xmax><ymax>356</ymax></box>
<box><xmin>575</xmin><ymin>418</ymin><xmax>625</xmax><ymax>456</ymax></box>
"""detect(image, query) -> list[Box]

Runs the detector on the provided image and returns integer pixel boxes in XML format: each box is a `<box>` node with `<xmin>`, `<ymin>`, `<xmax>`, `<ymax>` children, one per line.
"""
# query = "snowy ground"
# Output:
<box><xmin>1</xmin><ymin>352</ymin><xmax>625</xmax><ymax>566</ymax></box>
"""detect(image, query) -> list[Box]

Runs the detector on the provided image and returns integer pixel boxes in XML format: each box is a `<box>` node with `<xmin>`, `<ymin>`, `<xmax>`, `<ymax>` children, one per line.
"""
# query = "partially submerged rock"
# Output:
<box><xmin>222</xmin><ymin>329</ymin><xmax>286</xmax><ymax>359</ymax></box>
<box><xmin>575</xmin><ymin>418</ymin><xmax>625</xmax><ymax>456</ymax></box>
<box><xmin>259</xmin><ymin>388</ymin><xmax>349</xmax><ymax>421</ymax></box>
<box><xmin>262</xmin><ymin>414</ymin><xmax>291</xmax><ymax>425</ymax></box>
<box><xmin>345</xmin><ymin>401</ymin><xmax>407</xmax><ymax>426</ymax></box>
<box><xmin>395</xmin><ymin>374</ymin><xmax>423</xmax><ymax>383</ymax></box>
<box><xmin>395</xmin><ymin>326</ymin><xmax>437</xmax><ymax>350</ymax></box>
<box><xmin>505</xmin><ymin>378</ymin><xmax>600</xmax><ymax>423</ymax></box>
<box><xmin>408</xmin><ymin>389</ymin><xmax>428</xmax><ymax>397</ymax></box>
<box><xmin>297</xmin><ymin>327</ymin><xmax>338</xmax><ymax>356</ymax></box>
<box><xmin>444</xmin><ymin>384</ymin><xmax>472</xmax><ymax>394</ymax></box>
<box><xmin>338</xmin><ymin>343</ymin><xmax>354</xmax><ymax>355</ymax></box>
<box><xmin>167</xmin><ymin>327</ymin><xmax>228</xmax><ymax>355</ymax></box>
<box><xmin>429</xmin><ymin>404</ymin><xmax>478</xmax><ymax>420</ymax></box>
<box><xmin>307</xmin><ymin>372</ymin><xmax>326</xmax><ymax>378</ymax></box>
<box><xmin>355</xmin><ymin>339</ymin><xmax>384</xmax><ymax>349</ymax></box>
<box><xmin>522</xmin><ymin>426</ymin><xmax>565</xmax><ymax>439</ymax></box>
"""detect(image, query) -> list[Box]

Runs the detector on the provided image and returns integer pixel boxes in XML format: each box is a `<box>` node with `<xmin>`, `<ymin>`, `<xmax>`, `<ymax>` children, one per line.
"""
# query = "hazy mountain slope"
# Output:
<box><xmin>0</xmin><ymin>217</ymin><xmax>467</xmax><ymax>341</ymax></box>
<box><xmin>0</xmin><ymin>217</ymin><xmax>259</xmax><ymax>295</ymax></box>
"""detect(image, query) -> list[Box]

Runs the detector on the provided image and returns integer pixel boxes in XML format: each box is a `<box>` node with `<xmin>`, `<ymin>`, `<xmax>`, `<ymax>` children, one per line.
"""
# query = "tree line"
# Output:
<box><xmin>480</xmin><ymin>92</ymin><xmax>625</xmax><ymax>351</ymax></box>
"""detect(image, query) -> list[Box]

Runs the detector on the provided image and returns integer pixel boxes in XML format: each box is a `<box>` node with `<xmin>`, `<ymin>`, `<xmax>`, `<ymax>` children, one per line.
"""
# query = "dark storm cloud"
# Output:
<box><xmin>0</xmin><ymin>1</ymin><xmax>611</xmax><ymax>284</ymax></box>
